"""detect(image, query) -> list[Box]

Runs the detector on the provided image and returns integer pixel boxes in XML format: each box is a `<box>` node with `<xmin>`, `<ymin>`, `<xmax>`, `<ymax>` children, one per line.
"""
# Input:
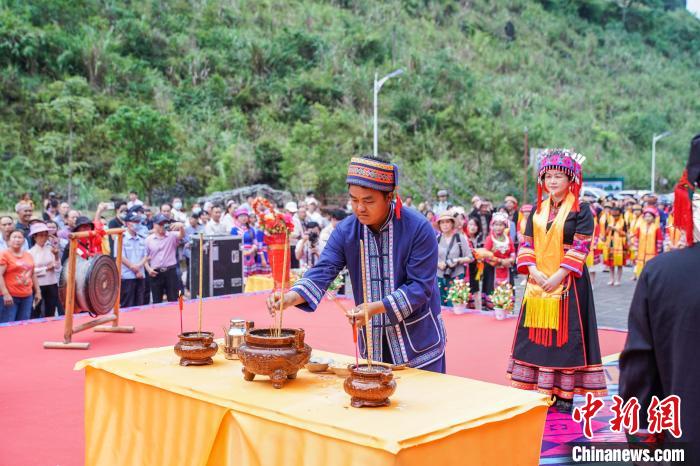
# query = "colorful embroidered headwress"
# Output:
<box><xmin>673</xmin><ymin>133</ymin><xmax>700</xmax><ymax>245</ymax></box>
<box><xmin>346</xmin><ymin>156</ymin><xmax>403</xmax><ymax>219</ymax></box>
<box><xmin>536</xmin><ymin>149</ymin><xmax>586</xmax><ymax>213</ymax></box>
<box><xmin>642</xmin><ymin>207</ymin><xmax>658</xmax><ymax>217</ymax></box>
<box><xmin>490</xmin><ymin>212</ymin><xmax>510</xmax><ymax>227</ymax></box>
<box><xmin>520</xmin><ymin>204</ymin><xmax>533</xmax><ymax>213</ymax></box>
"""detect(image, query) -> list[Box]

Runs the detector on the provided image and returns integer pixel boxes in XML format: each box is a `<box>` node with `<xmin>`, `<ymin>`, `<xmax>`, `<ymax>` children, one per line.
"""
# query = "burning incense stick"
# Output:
<box><xmin>198</xmin><ymin>235</ymin><xmax>203</xmax><ymax>335</ymax></box>
<box><xmin>359</xmin><ymin>239</ymin><xmax>372</xmax><ymax>369</ymax></box>
<box><xmin>276</xmin><ymin>232</ymin><xmax>289</xmax><ymax>337</ymax></box>
<box><xmin>324</xmin><ymin>290</ymin><xmax>360</xmax><ymax>366</ymax></box>
<box><xmin>178</xmin><ymin>290</ymin><xmax>184</xmax><ymax>335</ymax></box>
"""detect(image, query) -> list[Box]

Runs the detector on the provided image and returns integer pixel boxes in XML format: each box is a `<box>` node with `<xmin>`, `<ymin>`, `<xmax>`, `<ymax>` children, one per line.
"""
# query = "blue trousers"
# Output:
<box><xmin>0</xmin><ymin>295</ymin><xmax>33</xmax><ymax>323</ymax></box>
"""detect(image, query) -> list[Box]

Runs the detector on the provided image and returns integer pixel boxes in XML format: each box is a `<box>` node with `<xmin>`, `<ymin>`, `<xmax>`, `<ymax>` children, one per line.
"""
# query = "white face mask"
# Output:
<box><xmin>173</xmin><ymin>202</ymin><xmax>183</xmax><ymax>210</ymax></box>
<box><xmin>192</xmin><ymin>207</ymin><xmax>202</xmax><ymax>215</ymax></box>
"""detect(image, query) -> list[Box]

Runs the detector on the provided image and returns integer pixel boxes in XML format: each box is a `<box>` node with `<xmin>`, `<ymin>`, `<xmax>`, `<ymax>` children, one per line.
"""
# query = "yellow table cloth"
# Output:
<box><xmin>244</xmin><ymin>274</ymin><xmax>274</xmax><ymax>293</ymax></box>
<box><xmin>76</xmin><ymin>346</ymin><xmax>549</xmax><ymax>466</ymax></box>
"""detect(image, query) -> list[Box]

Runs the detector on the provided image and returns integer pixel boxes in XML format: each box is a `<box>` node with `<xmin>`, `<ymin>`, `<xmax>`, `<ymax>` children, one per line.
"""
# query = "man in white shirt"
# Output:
<box><xmin>204</xmin><ymin>204</ymin><xmax>230</xmax><ymax>236</ymax></box>
<box><xmin>0</xmin><ymin>216</ymin><xmax>29</xmax><ymax>252</ymax></box>
<box><xmin>306</xmin><ymin>199</ymin><xmax>325</xmax><ymax>227</ymax></box>
<box><xmin>319</xmin><ymin>209</ymin><xmax>347</xmax><ymax>254</ymax></box>
<box><xmin>291</xmin><ymin>205</ymin><xmax>307</xmax><ymax>244</ymax></box>
<box><xmin>304</xmin><ymin>191</ymin><xmax>319</xmax><ymax>206</ymax></box>
<box><xmin>127</xmin><ymin>191</ymin><xmax>144</xmax><ymax>209</ymax></box>
<box><xmin>222</xmin><ymin>200</ymin><xmax>238</xmax><ymax>231</ymax></box>
<box><xmin>171</xmin><ymin>197</ymin><xmax>188</xmax><ymax>223</ymax></box>
<box><xmin>434</xmin><ymin>189</ymin><xmax>451</xmax><ymax>215</ymax></box>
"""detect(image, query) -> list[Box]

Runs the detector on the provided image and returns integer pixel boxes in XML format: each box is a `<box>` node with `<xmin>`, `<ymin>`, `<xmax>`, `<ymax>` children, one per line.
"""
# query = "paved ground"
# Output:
<box><xmin>589</xmin><ymin>267</ymin><xmax>637</xmax><ymax>330</ymax></box>
<box><xmin>511</xmin><ymin>267</ymin><xmax>636</xmax><ymax>331</ymax></box>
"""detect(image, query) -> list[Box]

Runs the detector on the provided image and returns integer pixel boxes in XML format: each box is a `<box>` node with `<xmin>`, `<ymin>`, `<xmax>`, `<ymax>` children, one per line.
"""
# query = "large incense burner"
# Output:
<box><xmin>237</xmin><ymin>322</ymin><xmax>312</xmax><ymax>388</ymax></box>
<box><xmin>344</xmin><ymin>364</ymin><xmax>396</xmax><ymax>408</ymax></box>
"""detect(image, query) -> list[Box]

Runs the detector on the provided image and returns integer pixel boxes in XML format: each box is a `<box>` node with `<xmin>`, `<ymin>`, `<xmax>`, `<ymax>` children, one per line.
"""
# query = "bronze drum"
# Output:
<box><xmin>59</xmin><ymin>255</ymin><xmax>120</xmax><ymax>316</ymax></box>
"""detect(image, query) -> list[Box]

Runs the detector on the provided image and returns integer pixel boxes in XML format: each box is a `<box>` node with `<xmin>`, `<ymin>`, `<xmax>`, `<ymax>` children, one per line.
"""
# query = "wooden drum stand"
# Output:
<box><xmin>44</xmin><ymin>228</ymin><xmax>135</xmax><ymax>349</ymax></box>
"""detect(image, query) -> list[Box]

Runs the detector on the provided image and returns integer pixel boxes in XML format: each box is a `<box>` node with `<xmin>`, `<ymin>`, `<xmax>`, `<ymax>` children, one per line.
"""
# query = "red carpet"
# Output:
<box><xmin>0</xmin><ymin>294</ymin><xmax>627</xmax><ymax>466</ymax></box>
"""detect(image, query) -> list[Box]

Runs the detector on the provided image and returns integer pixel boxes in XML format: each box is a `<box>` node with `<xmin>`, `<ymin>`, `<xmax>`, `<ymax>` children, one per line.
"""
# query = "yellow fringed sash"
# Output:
<box><xmin>523</xmin><ymin>192</ymin><xmax>575</xmax><ymax>331</ymax></box>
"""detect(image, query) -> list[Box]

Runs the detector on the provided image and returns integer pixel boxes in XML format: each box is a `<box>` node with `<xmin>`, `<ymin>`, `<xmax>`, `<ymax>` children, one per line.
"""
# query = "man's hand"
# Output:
<box><xmin>437</xmin><ymin>261</ymin><xmax>446</xmax><ymax>271</ymax></box>
<box><xmin>266</xmin><ymin>290</ymin><xmax>302</xmax><ymax>317</ymax></box>
<box><xmin>345</xmin><ymin>301</ymin><xmax>384</xmax><ymax>327</ymax></box>
<box><xmin>3</xmin><ymin>295</ymin><xmax>13</xmax><ymax>306</ymax></box>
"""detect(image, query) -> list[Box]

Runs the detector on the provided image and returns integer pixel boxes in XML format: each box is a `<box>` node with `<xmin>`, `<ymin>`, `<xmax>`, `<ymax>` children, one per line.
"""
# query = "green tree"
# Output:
<box><xmin>38</xmin><ymin>77</ymin><xmax>96</xmax><ymax>203</ymax></box>
<box><xmin>106</xmin><ymin>106</ymin><xmax>178</xmax><ymax>203</ymax></box>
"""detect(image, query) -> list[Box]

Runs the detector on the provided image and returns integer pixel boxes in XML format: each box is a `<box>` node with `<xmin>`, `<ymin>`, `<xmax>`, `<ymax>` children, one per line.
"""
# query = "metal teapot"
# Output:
<box><xmin>223</xmin><ymin>319</ymin><xmax>248</xmax><ymax>360</ymax></box>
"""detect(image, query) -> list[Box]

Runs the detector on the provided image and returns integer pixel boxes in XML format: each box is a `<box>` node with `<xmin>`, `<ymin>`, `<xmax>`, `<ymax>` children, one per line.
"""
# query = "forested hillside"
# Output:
<box><xmin>1</xmin><ymin>0</ymin><xmax>699</xmax><ymax>208</ymax></box>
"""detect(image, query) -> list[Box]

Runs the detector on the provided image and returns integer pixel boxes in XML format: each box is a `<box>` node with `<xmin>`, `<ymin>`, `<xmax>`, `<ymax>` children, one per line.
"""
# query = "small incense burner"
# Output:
<box><xmin>344</xmin><ymin>364</ymin><xmax>396</xmax><ymax>408</ymax></box>
<box><xmin>237</xmin><ymin>322</ymin><xmax>312</xmax><ymax>388</ymax></box>
<box><xmin>174</xmin><ymin>331</ymin><xmax>218</xmax><ymax>366</ymax></box>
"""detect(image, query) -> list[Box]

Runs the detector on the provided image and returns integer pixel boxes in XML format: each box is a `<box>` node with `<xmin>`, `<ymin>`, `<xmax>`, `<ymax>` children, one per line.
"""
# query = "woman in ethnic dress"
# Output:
<box><xmin>507</xmin><ymin>149</ymin><xmax>607</xmax><ymax>413</ymax></box>
<box><xmin>482</xmin><ymin>212</ymin><xmax>515</xmax><ymax>310</ymax></box>
<box><xmin>230</xmin><ymin>208</ymin><xmax>258</xmax><ymax>277</ymax></box>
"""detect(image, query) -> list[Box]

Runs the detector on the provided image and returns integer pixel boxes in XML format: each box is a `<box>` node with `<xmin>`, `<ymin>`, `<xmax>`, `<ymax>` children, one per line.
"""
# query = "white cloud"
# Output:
<box><xmin>688</xmin><ymin>0</ymin><xmax>700</xmax><ymax>18</ymax></box>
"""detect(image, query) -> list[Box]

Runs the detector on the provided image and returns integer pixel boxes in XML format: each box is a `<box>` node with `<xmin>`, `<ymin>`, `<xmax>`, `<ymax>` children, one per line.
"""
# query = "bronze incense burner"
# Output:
<box><xmin>237</xmin><ymin>322</ymin><xmax>312</xmax><ymax>388</ymax></box>
<box><xmin>344</xmin><ymin>364</ymin><xmax>396</xmax><ymax>408</ymax></box>
<box><xmin>174</xmin><ymin>331</ymin><xmax>218</xmax><ymax>366</ymax></box>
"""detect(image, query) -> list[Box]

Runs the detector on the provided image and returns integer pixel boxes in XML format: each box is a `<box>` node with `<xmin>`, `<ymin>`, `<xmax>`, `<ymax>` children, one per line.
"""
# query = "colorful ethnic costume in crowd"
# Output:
<box><xmin>603</xmin><ymin>212</ymin><xmax>627</xmax><ymax>267</ymax></box>
<box><xmin>585</xmin><ymin>204</ymin><xmax>604</xmax><ymax>273</ymax></box>
<box><xmin>231</xmin><ymin>217</ymin><xmax>258</xmax><ymax>277</ymax></box>
<box><xmin>517</xmin><ymin>204</ymin><xmax>533</xmax><ymax>245</ymax></box>
<box><xmin>620</xmin><ymin>134</ymin><xmax>700</xmax><ymax>457</ymax></box>
<box><xmin>291</xmin><ymin>157</ymin><xmax>447</xmax><ymax>372</ymax></box>
<box><xmin>507</xmin><ymin>149</ymin><xmax>607</xmax><ymax>402</ymax></box>
<box><xmin>254</xmin><ymin>228</ymin><xmax>271</xmax><ymax>274</ymax></box>
<box><xmin>625</xmin><ymin>206</ymin><xmax>642</xmax><ymax>262</ymax></box>
<box><xmin>482</xmin><ymin>212</ymin><xmax>515</xmax><ymax>310</ymax></box>
<box><xmin>633</xmin><ymin>208</ymin><xmax>663</xmax><ymax>278</ymax></box>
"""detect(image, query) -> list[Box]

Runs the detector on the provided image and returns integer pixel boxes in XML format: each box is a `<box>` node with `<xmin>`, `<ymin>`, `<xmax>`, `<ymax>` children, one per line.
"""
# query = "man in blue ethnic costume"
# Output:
<box><xmin>507</xmin><ymin>149</ymin><xmax>607</xmax><ymax>413</ymax></box>
<box><xmin>267</xmin><ymin>156</ymin><xmax>446</xmax><ymax>372</ymax></box>
<box><xmin>619</xmin><ymin>134</ymin><xmax>700</xmax><ymax>460</ymax></box>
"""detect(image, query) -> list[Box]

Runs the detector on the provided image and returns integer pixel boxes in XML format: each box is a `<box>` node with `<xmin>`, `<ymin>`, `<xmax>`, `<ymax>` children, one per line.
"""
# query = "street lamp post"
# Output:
<box><xmin>373</xmin><ymin>69</ymin><xmax>404</xmax><ymax>157</ymax></box>
<box><xmin>651</xmin><ymin>131</ymin><xmax>672</xmax><ymax>193</ymax></box>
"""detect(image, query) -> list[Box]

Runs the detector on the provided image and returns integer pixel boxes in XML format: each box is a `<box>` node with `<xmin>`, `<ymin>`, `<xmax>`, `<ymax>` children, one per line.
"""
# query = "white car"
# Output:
<box><xmin>581</xmin><ymin>186</ymin><xmax>608</xmax><ymax>201</ymax></box>
<box><xmin>617</xmin><ymin>190</ymin><xmax>652</xmax><ymax>199</ymax></box>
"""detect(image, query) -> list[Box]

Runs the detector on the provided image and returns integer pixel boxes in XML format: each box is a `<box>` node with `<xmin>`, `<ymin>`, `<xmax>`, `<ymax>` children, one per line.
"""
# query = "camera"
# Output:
<box><xmin>308</xmin><ymin>231</ymin><xmax>319</xmax><ymax>245</ymax></box>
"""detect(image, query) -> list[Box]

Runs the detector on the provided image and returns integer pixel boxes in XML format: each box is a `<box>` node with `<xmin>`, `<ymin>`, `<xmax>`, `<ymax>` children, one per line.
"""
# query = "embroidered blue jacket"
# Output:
<box><xmin>291</xmin><ymin>205</ymin><xmax>446</xmax><ymax>369</ymax></box>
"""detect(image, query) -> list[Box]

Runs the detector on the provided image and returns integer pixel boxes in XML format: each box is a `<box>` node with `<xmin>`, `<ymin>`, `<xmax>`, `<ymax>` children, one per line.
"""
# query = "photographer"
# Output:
<box><xmin>295</xmin><ymin>221</ymin><xmax>321</xmax><ymax>269</ymax></box>
<box><xmin>436</xmin><ymin>211</ymin><xmax>474</xmax><ymax>307</ymax></box>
